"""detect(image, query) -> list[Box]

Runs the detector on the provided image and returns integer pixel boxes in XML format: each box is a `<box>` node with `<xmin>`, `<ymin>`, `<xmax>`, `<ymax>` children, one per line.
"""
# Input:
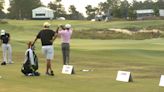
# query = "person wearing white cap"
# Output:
<box><xmin>56</xmin><ymin>24</ymin><xmax>73</xmax><ymax>65</ymax></box>
<box><xmin>0</xmin><ymin>30</ymin><xmax>13</xmax><ymax>65</ymax></box>
<box><xmin>32</xmin><ymin>22</ymin><xmax>57</xmax><ymax>76</ymax></box>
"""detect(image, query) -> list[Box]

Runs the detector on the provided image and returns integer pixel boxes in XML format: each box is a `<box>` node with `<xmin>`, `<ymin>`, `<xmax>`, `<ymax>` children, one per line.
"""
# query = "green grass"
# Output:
<box><xmin>1</xmin><ymin>38</ymin><xmax>164</xmax><ymax>92</ymax></box>
<box><xmin>0</xmin><ymin>20</ymin><xmax>164</xmax><ymax>31</ymax></box>
<box><xmin>0</xmin><ymin>20</ymin><xmax>163</xmax><ymax>39</ymax></box>
<box><xmin>0</xmin><ymin>20</ymin><xmax>164</xmax><ymax>92</ymax></box>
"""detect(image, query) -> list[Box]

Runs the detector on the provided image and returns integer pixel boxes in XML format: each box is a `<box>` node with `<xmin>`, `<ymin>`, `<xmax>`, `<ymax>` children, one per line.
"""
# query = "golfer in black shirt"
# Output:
<box><xmin>32</xmin><ymin>22</ymin><xmax>57</xmax><ymax>76</ymax></box>
<box><xmin>0</xmin><ymin>30</ymin><xmax>13</xmax><ymax>65</ymax></box>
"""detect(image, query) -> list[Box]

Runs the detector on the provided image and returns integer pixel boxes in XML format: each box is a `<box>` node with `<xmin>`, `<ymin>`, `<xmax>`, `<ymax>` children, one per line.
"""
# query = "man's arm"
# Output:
<box><xmin>54</xmin><ymin>32</ymin><xmax>58</xmax><ymax>40</ymax></box>
<box><xmin>32</xmin><ymin>37</ymin><xmax>38</xmax><ymax>46</ymax></box>
<box><xmin>56</xmin><ymin>26</ymin><xmax>60</xmax><ymax>34</ymax></box>
<box><xmin>0</xmin><ymin>36</ymin><xmax>2</xmax><ymax>45</ymax></box>
<box><xmin>9</xmin><ymin>34</ymin><xmax>11</xmax><ymax>43</ymax></box>
<box><xmin>51</xmin><ymin>27</ymin><xmax>60</xmax><ymax>42</ymax></box>
<box><xmin>56</xmin><ymin>24</ymin><xmax>65</xmax><ymax>34</ymax></box>
<box><xmin>32</xmin><ymin>32</ymin><xmax>40</xmax><ymax>46</ymax></box>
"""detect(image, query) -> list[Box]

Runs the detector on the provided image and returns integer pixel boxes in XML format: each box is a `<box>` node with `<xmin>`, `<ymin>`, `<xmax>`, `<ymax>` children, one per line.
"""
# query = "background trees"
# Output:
<box><xmin>0</xmin><ymin>0</ymin><xmax>6</xmax><ymax>18</ymax></box>
<box><xmin>68</xmin><ymin>5</ymin><xmax>84</xmax><ymax>20</ymax></box>
<box><xmin>48</xmin><ymin>0</ymin><xmax>66</xmax><ymax>19</ymax></box>
<box><xmin>2</xmin><ymin>0</ymin><xmax>164</xmax><ymax>20</ymax></box>
<box><xmin>48</xmin><ymin>0</ymin><xmax>84</xmax><ymax>20</ymax></box>
<box><xmin>0</xmin><ymin>0</ymin><xmax>3</xmax><ymax>10</ymax></box>
<box><xmin>94</xmin><ymin>0</ymin><xmax>164</xmax><ymax>20</ymax></box>
<box><xmin>8</xmin><ymin>0</ymin><xmax>41</xmax><ymax>19</ymax></box>
<box><xmin>85</xmin><ymin>5</ymin><xmax>97</xmax><ymax>20</ymax></box>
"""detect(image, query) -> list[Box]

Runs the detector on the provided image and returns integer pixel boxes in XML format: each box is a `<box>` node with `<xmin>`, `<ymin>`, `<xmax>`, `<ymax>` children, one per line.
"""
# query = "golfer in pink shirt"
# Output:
<box><xmin>57</xmin><ymin>24</ymin><xmax>73</xmax><ymax>65</ymax></box>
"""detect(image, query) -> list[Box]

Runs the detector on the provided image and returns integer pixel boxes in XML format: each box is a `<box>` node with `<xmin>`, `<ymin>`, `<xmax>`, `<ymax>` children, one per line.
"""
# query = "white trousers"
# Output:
<box><xmin>2</xmin><ymin>44</ymin><xmax>12</xmax><ymax>63</ymax></box>
<box><xmin>42</xmin><ymin>45</ymin><xmax>54</xmax><ymax>60</ymax></box>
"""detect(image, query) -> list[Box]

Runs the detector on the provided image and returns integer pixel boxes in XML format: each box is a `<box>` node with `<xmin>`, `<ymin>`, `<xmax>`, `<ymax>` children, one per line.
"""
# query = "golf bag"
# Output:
<box><xmin>21</xmin><ymin>48</ymin><xmax>40</xmax><ymax>76</ymax></box>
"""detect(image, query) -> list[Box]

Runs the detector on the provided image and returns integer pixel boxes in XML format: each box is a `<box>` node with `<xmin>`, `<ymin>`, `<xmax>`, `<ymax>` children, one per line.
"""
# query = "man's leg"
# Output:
<box><xmin>7</xmin><ymin>44</ymin><xmax>13</xmax><ymax>63</ymax></box>
<box><xmin>46</xmin><ymin>46</ymin><xmax>54</xmax><ymax>76</ymax></box>
<box><xmin>46</xmin><ymin>59</ymin><xmax>50</xmax><ymax>73</ymax></box>
<box><xmin>62</xmin><ymin>43</ymin><xmax>67</xmax><ymax>65</ymax></box>
<box><xmin>65</xmin><ymin>44</ymin><xmax>70</xmax><ymax>65</ymax></box>
<box><xmin>42</xmin><ymin>47</ymin><xmax>49</xmax><ymax>75</ymax></box>
<box><xmin>46</xmin><ymin>59</ymin><xmax>54</xmax><ymax>76</ymax></box>
<box><xmin>1</xmin><ymin>44</ymin><xmax>7</xmax><ymax>65</ymax></box>
<box><xmin>46</xmin><ymin>59</ymin><xmax>51</xmax><ymax>72</ymax></box>
<box><xmin>2</xmin><ymin>44</ymin><xmax>7</xmax><ymax>63</ymax></box>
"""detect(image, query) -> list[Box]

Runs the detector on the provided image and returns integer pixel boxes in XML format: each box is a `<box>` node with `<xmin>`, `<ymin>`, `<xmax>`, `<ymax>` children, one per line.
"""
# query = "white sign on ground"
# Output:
<box><xmin>62</xmin><ymin>65</ymin><xmax>74</xmax><ymax>74</ymax></box>
<box><xmin>116</xmin><ymin>71</ymin><xmax>133</xmax><ymax>82</ymax></box>
<box><xmin>159</xmin><ymin>75</ymin><xmax>164</xmax><ymax>87</ymax></box>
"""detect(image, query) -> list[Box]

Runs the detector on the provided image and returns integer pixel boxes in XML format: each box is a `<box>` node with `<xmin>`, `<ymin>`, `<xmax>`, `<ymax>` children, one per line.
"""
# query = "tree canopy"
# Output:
<box><xmin>48</xmin><ymin>0</ymin><xmax>66</xmax><ymax>19</ymax></box>
<box><xmin>68</xmin><ymin>5</ymin><xmax>84</xmax><ymax>20</ymax></box>
<box><xmin>0</xmin><ymin>0</ymin><xmax>6</xmax><ymax>19</ymax></box>
<box><xmin>8</xmin><ymin>0</ymin><xmax>41</xmax><ymax>19</ymax></box>
<box><xmin>2</xmin><ymin>0</ymin><xmax>164</xmax><ymax>20</ymax></box>
<box><xmin>0</xmin><ymin>0</ymin><xmax>4</xmax><ymax>10</ymax></box>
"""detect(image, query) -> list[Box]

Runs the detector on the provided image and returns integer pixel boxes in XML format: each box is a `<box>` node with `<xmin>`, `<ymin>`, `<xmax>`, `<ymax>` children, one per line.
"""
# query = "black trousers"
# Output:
<box><xmin>61</xmin><ymin>43</ymin><xmax>70</xmax><ymax>65</ymax></box>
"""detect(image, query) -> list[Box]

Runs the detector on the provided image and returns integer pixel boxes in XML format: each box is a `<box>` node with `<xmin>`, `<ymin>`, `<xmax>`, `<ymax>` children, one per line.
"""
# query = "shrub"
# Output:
<box><xmin>72</xmin><ymin>29</ymin><xmax>161</xmax><ymax>40</ymax></box>
<box><xmin>0</xmin><ymin>19</ymin><xmax>8</xmax><ymax>24</ymax></box>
